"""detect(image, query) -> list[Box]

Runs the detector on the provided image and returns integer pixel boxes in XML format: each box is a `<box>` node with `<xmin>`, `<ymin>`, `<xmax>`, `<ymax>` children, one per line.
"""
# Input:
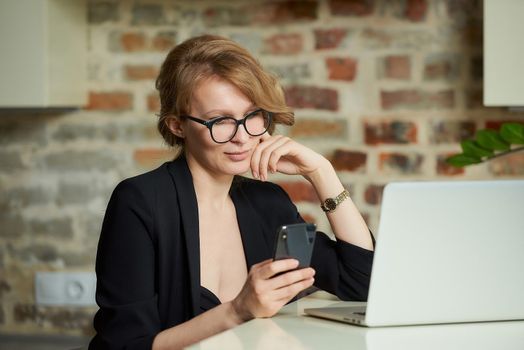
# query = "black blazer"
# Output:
<box><xmin>90</xmin><ymin>156</ymin><xmax>374</xmax><ymax>350</ymax></box>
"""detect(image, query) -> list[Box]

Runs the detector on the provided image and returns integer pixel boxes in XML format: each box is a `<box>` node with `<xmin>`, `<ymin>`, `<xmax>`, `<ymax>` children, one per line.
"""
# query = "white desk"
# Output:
<box><xmin>188</xmin><ymin>292</ymin><xmax>524</xmax><ymax>350</ymax></box>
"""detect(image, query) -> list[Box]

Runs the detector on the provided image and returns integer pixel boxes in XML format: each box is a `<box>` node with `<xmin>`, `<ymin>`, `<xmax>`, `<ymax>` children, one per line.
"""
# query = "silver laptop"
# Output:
<box><xmin>305</xmin><ymin>180</ymin><xmax>524</xmax><ymax>327</ymax></box>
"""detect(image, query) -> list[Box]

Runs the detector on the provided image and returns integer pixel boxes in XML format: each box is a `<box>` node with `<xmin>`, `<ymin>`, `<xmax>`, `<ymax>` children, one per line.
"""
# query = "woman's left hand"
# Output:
<box><xmin>250</xmin><ymin>133</ymin><xmax>329</xmax><ymax>181</ymax></box>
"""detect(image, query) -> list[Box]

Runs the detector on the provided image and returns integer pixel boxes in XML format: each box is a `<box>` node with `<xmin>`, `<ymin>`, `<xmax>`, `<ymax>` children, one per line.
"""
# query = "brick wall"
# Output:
<box><xmin>1</xmin><ymin>0</ymin><xmax>523</xmax><ymax>337</ymax></box>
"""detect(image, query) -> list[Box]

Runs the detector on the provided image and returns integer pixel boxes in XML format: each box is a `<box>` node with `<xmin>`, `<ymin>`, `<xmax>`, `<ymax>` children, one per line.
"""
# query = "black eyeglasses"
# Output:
<box><xmin>181</xmin><ymin>109</ymin><xmax>273</xmax><ymax>144</ymax></box>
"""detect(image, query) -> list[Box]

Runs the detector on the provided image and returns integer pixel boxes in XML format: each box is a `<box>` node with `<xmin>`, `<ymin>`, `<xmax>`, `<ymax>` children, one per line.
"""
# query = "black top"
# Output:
<box><xmin>89</xmin><ymin>156</ymin><xmax>374</xmax><ymax>350</ymax></box>
<box><xmin>200</xmin><ymin>286</ymin><xmax>221</xmax><ymax>312</ymax></box>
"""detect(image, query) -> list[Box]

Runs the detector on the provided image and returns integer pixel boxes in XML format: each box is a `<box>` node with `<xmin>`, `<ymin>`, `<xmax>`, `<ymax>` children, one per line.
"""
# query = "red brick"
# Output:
<box><xmin>364</xmin><ymin>184</ymin><xmax>385</xmax><ymax>205</ymax></box>
<box><xmin>134</xmin><ymin>148</ymin><xmax>175</xmax><ymax>169</ymax></box>
<box><xmin>264</xmin><ymin>33</ymin><xmax>303</xmax><ymax>55</ymax></box>
<box><xmin>86</xmin><ymin>92</ymin><xmax>133</xmax><ymax>111</ymax></box>
<box><xmin>285</xmin><ymin>86</ymin><xmax>338</xmax><ymax>111</ymax></box>
<box><xmin>379</xmin><ymin>152</ymin><xmax>423</xmax><ymax>174</ymax></box>
<box><xmin>364</xmin><ymin>120</ymin><xmax>417</xmax><ymax>145</ymax></box>
<box><xmin>152</xmin><ymin>31</ymin><xmax>176</xmax><ymax>51</ymax></box>
<box><xmin>379</xmin><ymin>55</ymin><xmax>411</xmax><ymax>80</ymax></box>
<box><xmin>425</xmin><ymin>63</ymin><xmax>451</xmax><ymax>80</ymax></box>
<box><xmin>277</xmin><ymin>181</ymin><xmax>318</xmax><ymax>203</ymax></box>
<box><xmin>404</xmin><ymin>0</ymin><xmax>428</xmax><ymax>22</ymax></box>
<box><xmin>489</xmin><ymin>152</ymin><xmax>524</xmax><ymax>176</ymax></box>
<box><xmin>253</xmin><ymin>1</ymin><xmax>318</xmax><ymax>24</ymax></box>
<box><xmin>289</xmin><ymin>119</ymin><xmax>346</xmax><ymax>138</ymax></box>
<box><xmin>430</xmin><ymin>120</ymin><xmax>476</xmax><ymax>144</ymax></box>
<box><xmin>203</xmin><ymin>7</ymin><xmax>246</xmax><ymax>26</ymax></box>
<box><xmin>121</xmin><ymin>32</ymin><xmax>146</xmax><ymax>52</ymax></box>
<box><xmin>485</xmin><ymin>120</ymin><xmax>524</xmax><ymax>131</ymax></box>
<box><xmin>329</xmin><ymin>0</ymin><xmax>373</xmax><ymax>16</ymax></box>
<box><xmin>424</xmin><ymin>54</ymin><xmax>460</xmax><ymax>81</ymax></box>
<box><xmin>330</xmin><ymin>149</ymin><xmax>367</xmax><ymax>172</ymax></box>
<box><xmin>381</xmin><ymin>90</ymin><xmax>420</xmax><ymax>110</ymax></box>
<box><xmin>326</xmin><ymin>57</ymin><xmax>358</xmax><ymax>81</ymax></box>
<box><xmin>437</xmin><ymin>154</ymin><xmax>465</xmax><ymax>176</ymax></box>
<box><xmin>131</xmin><ymin>3</ymin><xmax>165</xmax><ymax>25</ymax></box>
<box><xmin>314</xmin><ymin>28</ymin><xmax>348</xmax><ymax>50</ymax></box>
<box><xmin>428</xmin><ymin>90</ymin><xmax>455</xmax><ymax>108</ymax></box>
<box><xmin>381</xmin><ymin>89</ymin><xmax>455</xmax><ymax>110</ymax></box>
<box><xmin>147</xmin><ymin>93</ymin><xmax>160</xmax><ymax>112</ymax></box>
<box><xmin>361</xmin><ymin>28</ymin><xmax>392</xmax><ymax>48</ymax></box>
<box><xmin>124</xmin><ymin>65</ymin><xmax>159</xmax><ymax>81</ymax></box>
<box><xmin>88</xmin><ymin>1</ymin><xmax>119</xmax><ymax>23</ymax></box>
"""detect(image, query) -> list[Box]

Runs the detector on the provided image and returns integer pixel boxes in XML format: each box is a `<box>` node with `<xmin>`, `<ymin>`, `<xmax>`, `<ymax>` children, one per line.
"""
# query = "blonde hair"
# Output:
<box><xmin>155</xmin><ymin>34</ymin><xmax>294</xmax><ymax>147</ymax></box>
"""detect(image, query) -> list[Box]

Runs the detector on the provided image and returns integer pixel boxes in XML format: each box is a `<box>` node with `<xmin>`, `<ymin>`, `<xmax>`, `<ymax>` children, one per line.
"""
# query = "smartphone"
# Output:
<box><xmin>272</xmin><ymin>223</ymin><xmax>317</xmax><ymax>269</ymax></box>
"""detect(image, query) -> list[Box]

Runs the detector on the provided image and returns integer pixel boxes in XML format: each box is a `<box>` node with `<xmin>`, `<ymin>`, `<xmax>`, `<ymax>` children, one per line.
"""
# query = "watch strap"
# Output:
<box><xmin>320</xmin><ymin>189</ymin><xmax>350</xmax><ymax>213</ymax></box>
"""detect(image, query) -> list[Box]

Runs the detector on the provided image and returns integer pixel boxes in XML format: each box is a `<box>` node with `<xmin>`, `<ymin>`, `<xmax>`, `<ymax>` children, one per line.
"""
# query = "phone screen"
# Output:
<box><xmin>272</xmin><ymin>223</ymin><xmax>316</xmax><ymax>269</ymax></box>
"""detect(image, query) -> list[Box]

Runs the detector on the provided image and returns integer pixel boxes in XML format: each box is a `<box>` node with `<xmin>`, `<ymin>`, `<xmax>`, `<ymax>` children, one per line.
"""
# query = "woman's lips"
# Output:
<box><xmin>224</xmin><ymin>150</ymin><xmax>250</xmax><ymax>161</ymax></box>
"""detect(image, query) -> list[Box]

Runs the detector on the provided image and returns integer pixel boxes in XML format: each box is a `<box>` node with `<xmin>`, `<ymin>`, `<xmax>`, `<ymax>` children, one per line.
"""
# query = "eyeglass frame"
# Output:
<box><xmin>180</xmin><ymin>108</ymin><xmax>273</xmax><ymax>144</ymax></box>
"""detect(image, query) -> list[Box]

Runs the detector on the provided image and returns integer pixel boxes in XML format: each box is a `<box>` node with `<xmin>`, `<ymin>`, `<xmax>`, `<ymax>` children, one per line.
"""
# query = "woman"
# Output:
<box><xmin>90</xmin><ymin>35</ymin><xmax>374</xmax><ymax>350</ymax></box>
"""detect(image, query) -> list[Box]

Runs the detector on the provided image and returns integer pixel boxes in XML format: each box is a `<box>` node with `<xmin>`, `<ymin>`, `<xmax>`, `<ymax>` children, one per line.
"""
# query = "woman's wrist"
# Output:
<box><xmin>304</xmin><ymin>160</ymin><xmax>344</xmax><ymax>199</ymax></box>
<box><xmin>228</xmin><ymin>300</ymin><xmax>252</xmax><ymax>325</ymax></box>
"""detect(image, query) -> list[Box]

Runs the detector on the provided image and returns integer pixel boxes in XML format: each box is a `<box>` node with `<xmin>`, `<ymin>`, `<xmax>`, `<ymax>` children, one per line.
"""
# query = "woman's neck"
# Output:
<box><xmin>185</xmin><ymin>154</ymin><xmax>234</xmax><ymax>211</ymax></box>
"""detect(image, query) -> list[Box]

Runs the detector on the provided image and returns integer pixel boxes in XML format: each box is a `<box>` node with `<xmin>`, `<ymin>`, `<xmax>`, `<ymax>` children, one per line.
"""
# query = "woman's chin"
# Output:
<box><xmin>224</xmin><ymin>161</ymin><xmax>251</xmax><ymax>176</ymax></box>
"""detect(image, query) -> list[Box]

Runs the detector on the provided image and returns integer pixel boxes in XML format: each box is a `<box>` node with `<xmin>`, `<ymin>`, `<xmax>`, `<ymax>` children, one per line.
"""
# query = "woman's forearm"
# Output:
<box><xmin>306</xmin><ymin>160</ymin><xmax>374</xmax><ymax>251</ymax></box>
<box><xmin>152</xmin><ymin>301</ymin><xmax>243</xmax><ymax>350</ymax></box>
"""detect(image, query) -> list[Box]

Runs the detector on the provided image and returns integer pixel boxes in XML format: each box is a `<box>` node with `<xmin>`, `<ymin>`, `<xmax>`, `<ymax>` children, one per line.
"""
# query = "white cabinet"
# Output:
<box><xmin>484</xmin><ymin>0</ymin><xmax>524</xmax><ymax>106</ymax></box>
<box><xmin>0</xmin><ymin>0</ymin><xmax>87</xmax><ymax>108</ymax></box>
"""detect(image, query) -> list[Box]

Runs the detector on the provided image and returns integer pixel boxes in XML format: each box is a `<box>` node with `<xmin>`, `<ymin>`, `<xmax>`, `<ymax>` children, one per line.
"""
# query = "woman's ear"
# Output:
<box><xmin>166</xmin><ymin>117</ymin><xmax>185</xmax><ymax>139</ymax></box>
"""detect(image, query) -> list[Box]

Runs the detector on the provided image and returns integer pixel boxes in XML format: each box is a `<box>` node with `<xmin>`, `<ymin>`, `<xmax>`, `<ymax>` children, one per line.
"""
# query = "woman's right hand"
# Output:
<box><xmin>230</xmin><ymin>259</ymin><xmax>315</xmax><ymax>322</ymax></box>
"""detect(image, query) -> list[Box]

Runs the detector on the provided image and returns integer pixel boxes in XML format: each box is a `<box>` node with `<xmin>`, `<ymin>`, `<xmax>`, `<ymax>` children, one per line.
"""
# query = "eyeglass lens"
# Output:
<box><xmin>212</xmin><ymin>110</ymin><xmax>271</xmax><ymax>143</ymax></box>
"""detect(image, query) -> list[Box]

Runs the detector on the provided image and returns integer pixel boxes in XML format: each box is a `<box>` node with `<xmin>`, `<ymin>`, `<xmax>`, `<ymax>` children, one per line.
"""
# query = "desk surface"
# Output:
<box><xmin>187</xmin><ymin>292</ymin><xmax>524</xmax><ymax>350</ymax></box>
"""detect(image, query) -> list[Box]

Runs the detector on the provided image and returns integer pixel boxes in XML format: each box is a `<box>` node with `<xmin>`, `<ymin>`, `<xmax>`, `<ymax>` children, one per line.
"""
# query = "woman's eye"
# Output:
<box><xmin>214</xmin><ymin>118</ymin><xmax>234</xmax><ymax>125</ymax></box>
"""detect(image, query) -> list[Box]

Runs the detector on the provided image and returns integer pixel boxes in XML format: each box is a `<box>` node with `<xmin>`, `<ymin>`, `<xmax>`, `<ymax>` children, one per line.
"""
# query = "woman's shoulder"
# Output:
<box><xmin>113</xmin><ymin>162</ymin><xmax>173</xmax><ymax>199</ymax></box>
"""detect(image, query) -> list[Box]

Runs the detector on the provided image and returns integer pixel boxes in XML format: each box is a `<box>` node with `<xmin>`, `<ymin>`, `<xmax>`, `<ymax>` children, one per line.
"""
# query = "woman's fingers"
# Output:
<box><xmin>251</xmin><ymin>134</ymin><xmax>323</xmax><ymax>180</ymax></box>
<box><xmin>252</xmin><ymin>258</ymin><xmax>274</xmax><ymax>269</ymax></box>
<box><xmin>272</xmin><ymin>277</ymin><xmax>315</xmax><ymax>301</ymax></box>
<box><xmin>268</xmin><ymin>267</ymin><xmax>315</xmax><ymax>290</ymax></box>
<box><xmin>258</xmin><ymin>137</ymin><xmax>291</xmax><ymax>180</ymax></box>
<box><xmin>255</xmin><ymin>263</ymin><xmax>315</xmax><ymax>299</ymax></box>
<box><xmin>250</xmin><ymin>137</ymin><xmax>272</xmax><ymax>180</ymax></box>
<box><xmin>250</xmin><ymin>134</ymin><xmax>281</xmax><ymax>179</ymax></box>
<box><xmin>267</xmin><ymin>142</ymin><xmax>298</xmax><ymax>175</ymax></box>
<box><xmin>236</xmin><ymin>260</ymin><xmax>315</xmax><ymax>319</ymax></box>
<box><xmin>256</xmin><ymin>258</ymin><xmax>299</xmax><ymax>280</ymax></box>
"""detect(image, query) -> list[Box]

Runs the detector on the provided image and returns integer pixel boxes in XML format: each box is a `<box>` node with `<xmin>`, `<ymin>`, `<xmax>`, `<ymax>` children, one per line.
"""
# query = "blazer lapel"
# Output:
<box><xmin>166</xmin><ymin>157</ymin><xmax>200</xmax><ymax>316</ymax></box>
<box><xmin>230</xmin><ymin>179</ymin><xmax>273</xmax><ymax>269</ymax></box>
<box><xmin>166</xmin><ymin>160</ymin><xmax>272</xmax><ymax>314</ymax></box>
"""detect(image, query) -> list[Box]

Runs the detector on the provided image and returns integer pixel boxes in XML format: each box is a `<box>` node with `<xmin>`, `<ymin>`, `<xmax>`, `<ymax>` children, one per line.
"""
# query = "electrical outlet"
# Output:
<box><xmin>35</xmin><ymin>272</ymin><xmax>97</xmax><ymax>306</ymax></box>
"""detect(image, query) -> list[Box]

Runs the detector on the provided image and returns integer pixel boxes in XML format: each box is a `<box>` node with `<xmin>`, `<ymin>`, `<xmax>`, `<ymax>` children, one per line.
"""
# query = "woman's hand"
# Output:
<box><xmin>250</xmin><ymin>134</ymin><xmax>330</xmax><ymax>181</ymax></box>
<box><xmin>230</xmin><ymin>259</ymin><xmax>315</xmax><ymax>321</ymax></box>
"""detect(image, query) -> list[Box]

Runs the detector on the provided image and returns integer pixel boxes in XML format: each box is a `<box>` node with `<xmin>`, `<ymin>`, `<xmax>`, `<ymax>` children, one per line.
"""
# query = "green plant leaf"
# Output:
<box><xmin>500</xmin><ymin>123</ymin><xmax>524</xmax><ymax>144</ymax></box>
<box><xmin>475</xmin><ymin>129</ymin><xmax>510</xmax><ymax>151</ymax></box>
<box><xmin>446</xmin><ymin>154</ymin><xmax>481</xmax><ymax>167</ymax></box>
<box><xmin>460</xmin><ymin>140</ymin><xmax>493</xmax><ymax>158</ymax></box>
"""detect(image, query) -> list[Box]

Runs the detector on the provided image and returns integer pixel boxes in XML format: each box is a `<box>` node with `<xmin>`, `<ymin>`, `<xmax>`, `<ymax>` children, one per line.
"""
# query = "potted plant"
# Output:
<box><xmin>446</xmin><ymin>122</ymin><xmax>524</xmax><ymax>167</ymax></box>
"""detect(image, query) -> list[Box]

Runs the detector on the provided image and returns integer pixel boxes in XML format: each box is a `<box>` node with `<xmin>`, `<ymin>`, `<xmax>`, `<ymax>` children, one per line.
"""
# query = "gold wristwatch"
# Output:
<box><xmin>320</xmin><ymin>189</ymin><xmax>350</xmax><ymax>213</ymax></box>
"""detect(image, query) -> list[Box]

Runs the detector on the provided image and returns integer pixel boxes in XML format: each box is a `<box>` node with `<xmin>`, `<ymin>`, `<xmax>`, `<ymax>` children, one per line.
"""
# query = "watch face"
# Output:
<box><xmin>325</xmin><ymin>198</ymin><xmax>337</xmax><ymax>211</ymax></box>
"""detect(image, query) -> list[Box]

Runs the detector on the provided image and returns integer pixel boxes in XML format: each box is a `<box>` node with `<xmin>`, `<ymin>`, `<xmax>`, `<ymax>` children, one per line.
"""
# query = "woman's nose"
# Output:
<box><xmin>230</xmin><ymin>124</ymin><xmax>250</xmax><ymax>143</ymax></box>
